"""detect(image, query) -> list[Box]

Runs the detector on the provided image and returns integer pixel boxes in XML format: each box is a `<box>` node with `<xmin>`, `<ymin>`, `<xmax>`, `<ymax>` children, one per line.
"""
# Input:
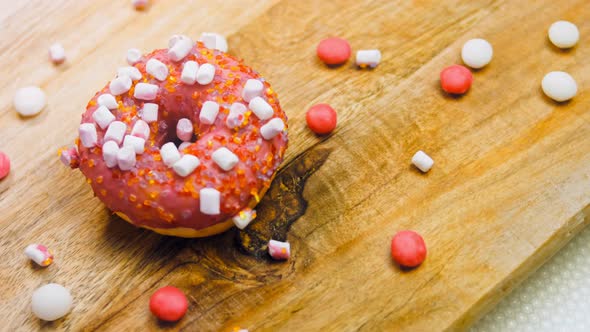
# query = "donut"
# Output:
<box><xmin>68</xmin><ymin>35</ymin><xmax>288</xmax><ymax>237</ymax></box>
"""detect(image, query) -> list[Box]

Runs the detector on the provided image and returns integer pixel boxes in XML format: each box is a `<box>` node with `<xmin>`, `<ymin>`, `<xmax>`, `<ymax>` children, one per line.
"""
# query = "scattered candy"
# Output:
<box><xmin>316</xmin><ymin>37</ymin><xmax>351</xmax><ymax>65</ymax></box>
<box><xmin>132</xmin><ymin>0</ymin><xmax>149</xmax><ymax>10</ymax></box>
<box><xmin>226</xmin><ymin>103</ymin><xmax>247</xmax><ymax>129</ymax></box>
<box><xmin>131</xmin><ymin>120</ymin><xmax>150</xmax><ymax>140</ymax></box>
<box><xmin>59</xmin><ymin>147</ymin><xmax>79</xmax><ymax>169</ymax></box>
<box><xmin>31</xmin><ymin>283</ymin><xmax>72</xmax><ymax>321</ymax></box>
<box><xmin>178</xmin><ymin>142</ymin><xmax>192</xmax><ymax>151</ymax></box>
<box><xmin>461</xmin><ymin>38</ymin><xmax>493</xmax><ymax>69</ymax></box>
<box><xmin>440</xmin><ymin>65</ymin><xmax>473</xmax><ymax>95</ymax></box>
<box><xmin>48</xmin><ymin>43</ymin><xmax>66</xmax><ymax>64</ymax></box>
<box><xmin>24</xmin><ymin>244</ymin><xmax>54</xmax><ymax>267</ymax></box>
<box><xmin>212</xmin><ymin>147</ymin><xmax>239</xmax><ymax>171</ymax></box>
<box><xmin>548</xmin><ymin>20</ymin><xmax>579</xmax><ymax>49</ymax></box>
<box><xmin>232</xmin><ymin>209</ymin><xmax>256</xmax><ymax>230</ymax></box>
<box><xmin>268</xmin><ymin>239</ymin><xmax>290</xmax><ymax>260</ymax></box>
<box><xmin>13</xmin><ymin>86</ymin><xmax>46</xmax><ymax>117</ymax></box>
<box><xmin>306</xmin><ymin>103</ymin><xmax>337</xmax><ymax>135</ymax></box>
<box><xmin>355</xmin><ymin>49</ymin><xmax>381</xmax><ymax>68</ymax></box>
<box><xmin>200</xmin><ymin>188</ymin><xmax>221</xmax><ymax>215</ymax></box>
<box><xmin>0</xmin><ymin>151</ymin><xmax>10</xmax><ymax>180</ymax></box>
<box><xmin>260</xmin><ymin>118</ymin><xmax>285</xmax><ymax>140</ymax></box>
<box><xmin>117</xmin><ymin>66</ymin><xmax>142</xmax><ymax>81</ymax></box>
<box><xmin>149</xmin><ymin>286</ymin><xmax>188</xmax><ymax>322</ymax></box>
<box><xmin>199</xmin><ymin>32</ymin><xmax>228</xmax><ymax>53</ymax></box>
<box><xmin>411</xmin><ymin>150</ymin><xmax>434</xmax><ymax>173</ymax></box>
<box><xmin>391</xmin><ymin>230</ymin><xmax>427</xmax><ymax>268</ymax></box>
<box><xmin>126</xmin><ymin>48</ymin><xmax>142</xmax><ymax>65</ymax></box>
<box><xmin>541</xmin><ymin>71</ymin><xmax>577</xmax><ymax>102</ymax></box>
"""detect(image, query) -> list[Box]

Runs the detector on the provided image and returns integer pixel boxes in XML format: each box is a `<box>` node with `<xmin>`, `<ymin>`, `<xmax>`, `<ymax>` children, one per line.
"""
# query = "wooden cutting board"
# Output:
<box><xmin>1</xmin><ymin>0</ymin><xmax>589</xmax><ymax>331</ymax></box>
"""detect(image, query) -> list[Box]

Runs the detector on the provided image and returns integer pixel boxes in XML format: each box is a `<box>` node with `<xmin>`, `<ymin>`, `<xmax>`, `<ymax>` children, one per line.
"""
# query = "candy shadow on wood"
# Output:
<box><xmin>545</xmin><ymin>38</ymin><xmax>577</xmax><ymax>54</ymax></box>
<box><xmin>538</xmin><ymin>86</ymin><xmax>573</xmax><ymax>107</ymax></box>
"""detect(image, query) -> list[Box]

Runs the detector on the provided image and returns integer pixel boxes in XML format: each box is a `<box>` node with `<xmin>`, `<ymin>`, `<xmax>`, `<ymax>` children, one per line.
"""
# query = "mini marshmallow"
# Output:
<box><xmin>131</xmin><ymin>119</ymin><xmax>150</xmax><ymax>139</ymax></box>
<box><xmin>13</xmin><ymin>86</ymin><xmax>46</xmax><ymax>116</ymax></box>
<box><xmin>168</xmin><ymin>34</ymin><xmax>186</xmax><ymax>48</ymax></box>
<box><xmin>92</xmin><ymin>105</ymin><xmax>115</xmax><ymax>129</ymax></box>
<box><xmin>260</xmin><ymin>118</ymin><xmax>285</xmax><ymax>140</ymax></box>
<box><xmin>79</xmin><ymin>123</ymin><xmax>98</xmax><ymax>148</ymax></box>
<box><xmin>126</xmin><ymin>48</ymin><xmax>142</xmax><ymax>65</ymax></box>
<box><xmin>102</xmin><ymin>140</ymin><xmax>119</xmax><ymax>168</ymax></box>
<box><xmin>356</xmin><ymin>49</ymin><xmax>382</xmax><ymax>68</ymax></box>
<box><xmin>178</xmin><ymin>142</ymin><xmax>192</xmax><ymax>151</ymax></box>
<box><xmin>176</xmin><ymin>118</ymin><xmax>194</xmax><ymax>142</ymax></box>
<box><xmin>212</xmin><ymin>147</ymin><xmax>239</xmax><ymax>171</ymax></box>
<box><xmin>199</xmin><ymin>32</ymin><xmax>228</xmax><ymax>52</ymax></box>
<box><xmin>123</xmin><ymin>135</ymin><xmax>145</xmax><ymax>154</ymax></box>
<box><xmin>109</xmin><ymin>75</ymin><xmax>132</xmax><ymax>95</ymax></box>
<box><xmin>232</xmin><ymin>209</ymin><xmax>256</xmax><ymax>230</ymax></box>
<box><xmin>180</xmin><ymin>61</ymin><xmax>199</xmax><ymax>85</ymax></box>
<box><xmin>97</xmin><ymin>94</ymin><xmax>118</xmax><ymax>109</ymax></box>
<box><xmin>117</xmin><ymin>66</ymin><xmax>142</xmax><ymax>81</ymax></box>
<box><xmin>146</xmin><ymin>58</ymin><xmax>169</xmax><ymax>81</ymax></box>
<box><xmin>48</xmin><ymin>43</ymin><xmax>65</xmax><ymax>64</ymax></box>
<box><xmin>160</xmin><ymin>142</ymin><xmax>181</xmax><ymax>166</ymax></box>
<box><xmin>117</xmin><ymin>146</ymin><xmax>136</xmax><ymax>171</ymax></box>
<box><xmin>268</xmin><ymin>239</ymin><xmax>290</xmax><ymax>260</ymax></box>
<box><xmin>242</xmin><ymin>79</ymin><xmax>264</xmax><ymax>102</ymax></box>
<box><xmin>226</xmin><ymin>103</ymin><xmax>247</xmax><ymax>129</ymax></box>
<box><xmin>412</xmin><ymin>150</ymin><xmax>434</xmax><ymax>173</ymax></box>
<box><xmin>168</xmin><ymin>36</ymin><xmax>193</xmax><ymax>61</ymax></box>
<box><xmin>132</xmin><ymin>0</ymin><xmax>149</xmax><ymax>10</ymax></box>
<box><xmin>196</xmin><ymin>63</ymin><xmax>215</xmax><ymax>85</ymax></box>
<box><xmin>141</xmin><ymin>103</ymin><xmax>159</xmax><ymax>123</ymax></box>
<box><xmin>60</xmin><ymin>147</ymin><xmax>79</xmax><ymax>168</ymax></box>
<box><xmin>200</xmin><ymin>188</ymin><xmax>220</xmax><ymax>215</ymax></box>
<box><xmin>25</xmin><ymin>244</ymin><xmax>54</xmax><ymax>267</ymax></box>
<box><xmin>199</xmin><ymin>101</ymin><xmax>219</xmax><ymax>124</ymax></box>
<box><xmin>173</xmin><ymin>154</ymin><xmax>200</xmax><ymax>177</ymax></box>
<box><xmin>249</xmin><ymin>97</ymin><xmax>273</xmax><ymax>120</ymax></box>
<box><xmin>134</xmin><ymin>83</ymin><xmax>158</xmax><ymax>100</ymax></box>
<box><xmin>104</xmin><ymin>121</ymin><xmax>127</xmax><ymax>145</ymax></box>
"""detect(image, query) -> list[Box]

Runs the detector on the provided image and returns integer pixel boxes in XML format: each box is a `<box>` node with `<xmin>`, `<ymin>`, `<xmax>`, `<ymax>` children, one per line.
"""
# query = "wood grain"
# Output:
<box><xmin>1</xmin><ymin>0</ymin><xmax>590</xmax><ymax>331</ymax></box>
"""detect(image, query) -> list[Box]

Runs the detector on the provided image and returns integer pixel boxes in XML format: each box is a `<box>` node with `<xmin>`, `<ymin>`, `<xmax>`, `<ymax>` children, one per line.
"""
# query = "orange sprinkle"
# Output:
<box><xmin>119</xmin><ymin>190</ymin><xmax>124</xmax><ymax>198</ymax></box>
<box><xmin>136</xmin><ymin>203</ymin><xmax>143</xmax><ymax>209</ymax></box>
<box><xmin>129</xmin><ymin>194</ymin><xmax>137</xmax><ymax>202</ymax></box>
<box><xmin>96</xmin><ymin>176</ymin><xmax>103</xmax><ymax>184</ymax></box>
<box><xmin>100</xmin><ymin>189</ymin><xmax>107</xmax><ymax>196</ymax></box>
<box><xmin>149</xmin><ymin>192</ymin><xmax>159</xmax><ymax>199</ymax></box>
<box><xmin>86</xmin><ymin>178</ymin><xmax>92</xmax><ymax>184</ymax></box>
<box><xmin>87</xmin><ymin>159</ymin><xmax>95</xmax><ymax>168</ymax></box>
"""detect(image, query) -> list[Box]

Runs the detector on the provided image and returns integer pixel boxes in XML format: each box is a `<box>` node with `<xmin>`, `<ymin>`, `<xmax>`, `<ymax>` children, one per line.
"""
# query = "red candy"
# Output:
<box><xmin>440</xmin><ymin>65</ymin><xmax>473</xmax><ymax>95</ymax></box>
<box><xmin>149</xmin><ymin>286</ymin><xmax>188</xmax><ymax>322</ymax></box>
<box><xmin>316</xmin><ymin>37</ymin><xmax>351</xmax><ymax>65</ymax></box>
<box><xmin>0</xmin><ymin>151</ymin><xmax>10</xmax><ymax>180</ymax></box>
<box><xmin>390</xmin><ymin>230</ymin><xmax>427</xmax><ymax>268</ymax></box>
<box><xmin>306</xmin><ymin>104</ymin><xmax>337</xmax><ymax>135</ymax></box>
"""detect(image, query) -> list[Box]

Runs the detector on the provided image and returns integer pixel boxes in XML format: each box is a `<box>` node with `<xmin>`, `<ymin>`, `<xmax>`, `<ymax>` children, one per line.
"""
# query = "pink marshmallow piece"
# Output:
<box><xmin>131</xmin><ymin>120</ymin><xmax>150</xmax><ymax>140</ymax></box>
<box><xmin>268</xmin><ymin>239</ymin><xmax>291</xmax><ymax>260</ymax></box>
<box><xmin>60</xmin><ymin>147</ymin><xmax>79</xmax><ymax>169</ymax></box>
<box><xmin>176</xmin><ymin>118</ymin><xmax>194</xmax><ymax>141</ymax></box>
<box><xmin>79</xmin><ymin>123</ymin><xmax>98</xmax><ymax>148</ymax></box>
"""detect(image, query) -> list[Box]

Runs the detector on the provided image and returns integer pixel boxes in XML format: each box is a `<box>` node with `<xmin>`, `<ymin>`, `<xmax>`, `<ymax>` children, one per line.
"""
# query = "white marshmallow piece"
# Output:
<box><xmin>548</xmin><ymin>21</ymin><xmax>579</xmax><ymax>49</ymax></box>
<box><xmin>117</xmin><ymin>66</ymin><xmax>142</xmax><ymax>81</ymax></box>
<box><xmin>212</xmin><ymin>147</ymin><xmax>239</xmax><ymax>171</ymax></box>
<box><xmin>126</xmin><ymin>48</ymin><xmax>142</xmax><ymax>65</ymax></box>
<box><xmin>226</xmin><ymin>103</ymin><xmax>247</xmax><ymax>129</ymax></box>
<box><xmin>104</xmin><ymin>121</ymin><xmax>127</xmax><ymax>145</ymax></box>
<box><xmin>176</xmin><ymin>118</ymin><xmax>194</xmax><ymax>142</ymax></box>
<box><xmin>24</xmin><ymin>244</ymin><xmax>54</xmax><ymax>267</ymax></box>
<box><xmin>160</xmin><ymin>142</ymin><xmax>181</xmax><ymax>167</ymax></box>
<box><xmin>13</xmin><ymin>86</ymin><xmax>46</xmax><ymax>117</ymax></box>
<box><xmin>412</xmin><ymin>150</ymin><xmax>434</xmax><ymax>173</ymax></box>
<box><xmin>173</xmin><ymin>154</ymin><xmax>200</xmax><ymax>177</ymax></box>
<box><xmin>178</xmin><ymin>142</ymin><xmax>192</xmax><ymax>151</ymax></box>
<box><xmin>48</xmin><ymin>43</ymin><xmax>66</xmax><ymax>64</ymax></box>
<box><xmin>117</xmin><ymin>146</ymin><xmax>136</xmax><ymax>171</ymax></box>
<box><xmin>196</xmin><ymin>63</ymin><xmax>215</xmax><ymax>85</ymax></box>
<box><xmin>268</xmin><ymin>239</ymin><xmax>291</xmax><ymax>260</ymax></box>
<box><xmin>109</xmin><ymin>75</ymin><xmax>132</xmax><ymax>95</ymax></box>
<box><xmin>260</xmin><ymin>118</ymin><xmax>285</xmax><ymax>140</ymax></box>
<box><xmin>461</xmin><ymin>38</ymin><xmax>493</xmax><ymax>69</ymax></box>
<box><xmin>31</xmin><ymin>283</ymin><xmax>73</xmax><ymax>321</ymax></box>
<box><xmin>249</xmin><ymin>97</ymin><xmax>273</xmax><ymax>120</ymax></box>
<box><xmin>60</xmin><ymin>147</ymin><xmax>78</xmax><ymax>168</ymax></box>
<box><xmin>356</xmin><ymin>49</ymin><xmax>382</xmax><ymax>68</ymax></box>
<box><xmin>146</xmin><ymin>58</ymin><xmax>169</xmax><ymax>81</ymax></box>
<box><xmin>242</xmin><ymin>79</ymin><xmax>264</xmax><ymax>102</ymax></box>
<box><xmin>123</xmin><ymin>135</ymin><xmax>145</xmax><ymax>154</ymax></box>
<box><xmin>168</xmin><ymin>34</ymin><xmax>185</xmax><ymax>48</ymax></box>
<box><xmin>102</xmin><ymin>140</ymin><xmax>119</xmax><ymax>168</ymax></box>
<box><xmin>133</xmin><ymin>83</ymin><xmax>158</xmax><ymax>100</ymax></box>
<box><xmin>180</xmin><ymin>61</ymin><xmax>199</xmax><ymax>85</ymax></box>
<box><xmin>542</xmin><ymin>71</ymin><xmax>577</xmax><ymax>102</ymax></box>
<box><xmin>92</xmin><ymin>105</ymin><xmax>115</xmax><ymax>129</ymax></box>
<box><xmin>232</xmin><ymin>209</ymin><xmax>256</xmax><ymax>230</ymax></box>
<box><xmin>141</xmin><ymin>103</ymin><xmax>159</xmax><ymax>123</ymax></box>
<box><xmin>199</xmin><ymin>32</ymin><xmax>228</xmax><ymax>53</ymax></box>
<box><xmin>131</xmin><ymin>119</ymin><xmax>150</xmax><ymax>140</ymax></box>
<box><xmin>79</xmin><ymin>123</ymin><xmax>98</xmax><ymax>148</ymax></box>
<box><xmin>97</xmin><ymin>94</ymin><xmax>118</xmax><ymax>110</ymax></box>
<box><xmin>199</xmin><ymin>101</ymin><xmax>219</xmax><ymax>124</ymax></box>
<box><xmin>200</xmin><ymin>188</ymin><xmax>220</xmax><ymax>215</ymax></box>
<box><xmin>168</xmin><ymin>36</ymin><xmax>193</xmax><ymax>61</ymax></box>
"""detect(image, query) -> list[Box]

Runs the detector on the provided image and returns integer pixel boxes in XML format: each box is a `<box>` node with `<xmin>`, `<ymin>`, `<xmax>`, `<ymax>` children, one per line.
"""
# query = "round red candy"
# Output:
<box><xmin>306</xmin><ymin>104</ymin><xmax>337</xmax><ymax>135</ymax></box>
<box><xmin>0</xmin><ymin>151</ymin><xmax>10</xmax><ymax>180</ymax></box>
<box><xmin>440</xmin><ymin>65</ymin><xmax>473</xmax><ymax>95</ymax></box>
<box><xmin>316</xmin><ymin>37</ymin><xmax>351</xmax><ymax>65</ymax></box>
<box><xmin>149</xmin><ymin>286</ymin><xmax>188</xmax><ymax>322</ymax></box>
<box><xmin>390</xmin><ymin>230</ymin><xmax>427</xmax><ymax>268</ymax></box>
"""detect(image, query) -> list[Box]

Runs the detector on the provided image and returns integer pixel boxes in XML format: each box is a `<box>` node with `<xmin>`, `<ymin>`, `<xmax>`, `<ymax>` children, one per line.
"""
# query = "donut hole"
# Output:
<box><xmin>154</xmin><ymin>115</ymin><xmax>198</xmax><ymax>150</ymax></box>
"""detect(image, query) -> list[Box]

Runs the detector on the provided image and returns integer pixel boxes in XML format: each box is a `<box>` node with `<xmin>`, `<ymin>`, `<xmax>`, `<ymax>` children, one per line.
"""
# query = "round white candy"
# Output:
<box><xmin>461</xmin><ymin>38</ymin><xmax>493</xmax><ymax>69</ymax></box>
<box><xmin>13</xmin><ymin>86</ymin><xmax>46</xmax><ymax>116</ymax></box>
<box><xmin>31</xmin><ymin>283</ymin><xmax>73</xmax><ymax>321</ymax></box>
<box><xmin>541</xmin><ymin>71</ymin><xmax>577</xmax><ymax>102</ymax></box>
<box><xmin>548</xmin><ymin>21</ymin><xmax>579</xmax><ymax>48</ymax></box>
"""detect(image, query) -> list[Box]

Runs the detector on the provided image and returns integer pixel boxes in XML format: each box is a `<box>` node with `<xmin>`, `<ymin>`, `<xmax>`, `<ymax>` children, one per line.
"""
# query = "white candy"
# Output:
<box><xmin>176</xmin><ymin>118</ymin><xmax>193</xmax><ymax>141</ymax></box>
<box><xmin>104</xmin><ymin>121</ymin><xmax>127</xmax><ymax>145</ymax></box>
<box><xmin>180</xmin><ymin>61</ymin><xmax>199</xmax><ymax>85</ymax></box>
<box><xmin>146</xmin><ymin>58</ymin><xmax>168</xmax><ymax>81</ymax></box>
<box><xmin>168</xmin><ymin>36</ymin><xmax>193</xmax><ymax>61</ymax></box>
<box><xmin>548</xmin><ymin>21</ymin><xmax>579</xmax><ymax>49</ymax></box>
<box><xmin>227</xmin><ymin>103</ymin><xmax>247</xmax><ymax>129</ymax></box>
<box><xmin>92</xmin><ymin>105</ymin><xmax>115</xmax><ymax>129</ymax></box>
<box><xmin>117</xmin><ymin>146</ymin><xmax>136</xmax><ymax>170</ymax></box>
<box><xmin>141</xmin><ymin>103</ymin><xmax>158</xmax><ymax>123</ymax></box>
<box><xmin>242</xmin><ymin>79</ymin><xmax>264</xmax><ymax>102</ymax></box>
<box><xmin>232</xmin><ymin>209</ymin><xmax>256</xmax><ymax>230</ymax></box>
<box><xmin>196</xmin><ymin>63</ymin><xmax>215</xmax><ymax>85</ymax></box>
<box><xmin>212</xmin><ymin>147</ymin><xmax>239</xmax><ymax>171</ymax></box>
<box><xmin>260</xmin><ymin>118</ymin><xmax>285</xmax><ymax>140</ymax></box>
<box><xmin>461</xmin><ymin>38</ymin><xmax>493</xmax><ymax>69</ymax></box>
<box><xmin>160</xmin><ymin>142</ymin><xmax>181</xmax><ymax>167</ymax></box>
<box><xmin>102</xmin><ymin>141</ymin><xmax>119</xmax><ymax>168</ymax></box>
<box><xmin>200</xmin><ymin>188</ymin><xmax>220</xmax><ymax>215</ymax></box>
<box><xmin>79</xmin><ymin>123</ymin><xmax>98</xmax><ymax>148</ymax></box>
<box><xmin>541</xmin><ymin>71</ymin><xmax>577</xmax><ymax>102</ymax></box>
<box><xmin>24</xmin><ymin>244</ymin><xmax>53</xmax><ymax>267</ymax></box>
<box><xmin>168</xmin><ymin>34</ymin><xmax>186</xmax><ymax>48</ymax></box>
<box><xmin>356</xmin><ymin>49</ymin><xmax>382</xmax><ymax>68</ymax></box>
<box><xmin>178</xmin><ymin>142</ymin><xmax>192</xmax><ymax>151</ymax></box>
<box><xmin>48</xmin><ymin>43</ymin><xmax>66</xmax><ymax>64</ymax></box>
<box><xmin>109</xmin><ymin>75</ymin><xmax>132</xmax><ymax>95</ymax></box>
<box><xmin>249</xmin><ymin>97</ymin><xmax>273</xmax><ymax>120</ymax></box>
<box><xmin>412</xmin><ymin>150</ymin><xmax>434</xmax><ymax>173</ymax></box>
<box><xmin>117</xmin><ymin>66</ymin><xmax>142</xmax><ymax>81</ymax></box>
<box><xmin>97</xmin><ymin>94</ymin><xmax>118</xmax><ymax>110</ymax></box>
<box><xmin>13</xmin><ymin>86</ymin><xmax>46</xmax><ymax>116</ymax></box>
<box><xmin>199</xmin><ymin>32</ymin><xmax>228</xmax><ymax>52</ymax></box>
<box><xmin>123</xmin><ymin>135</ymin><xmax>145</xmax><ymax>154</ymax></box>
<box><xmin>131</xmin><ymin>119</ymin><xmax>150</xmax><ymax>140</ymax></box>
<box><xmin>268</xmin><ymin>239</ymin><xmax>290</xmax><ymax>260</ymax></box>
<box><xmin>126</xmin><ymin>48</ymin><xmax>142</xmax><ymax>65</ymax></box>
<box><xmin>199</xmin><ymin>101</ymin><xmax>219</xmax><ymax>124</ymax></box>
<box><xmin>31</xmin><ymin>284</ymin><xmax>72</xmax><ymax>321</ymax></box>
<box><xmin>173</xmin><ymin>154</ymin><xmax>200</xmax><ymax>177</ymax></box>
<box><xmin>133</xmin><ymin>83</ymin><xmax>158</xmax><ymax>100</ymax></box>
